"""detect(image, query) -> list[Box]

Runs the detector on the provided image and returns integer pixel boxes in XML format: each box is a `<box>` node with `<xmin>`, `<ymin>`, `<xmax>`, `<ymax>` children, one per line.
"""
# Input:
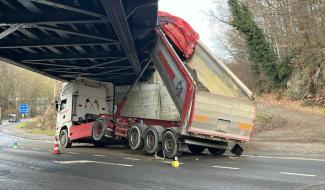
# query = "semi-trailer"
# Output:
<box><xmin>55</xmin><ymin>13</ymin><xmax>256</xmax><ymax>158</ymax></box>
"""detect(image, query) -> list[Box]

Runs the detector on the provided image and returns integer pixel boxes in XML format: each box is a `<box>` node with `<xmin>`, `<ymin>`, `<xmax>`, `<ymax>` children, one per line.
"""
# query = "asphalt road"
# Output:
<box><xmin>0</xmin><ymin>123</ymin><xmax>325</xmax><ymax>190</ymax></box>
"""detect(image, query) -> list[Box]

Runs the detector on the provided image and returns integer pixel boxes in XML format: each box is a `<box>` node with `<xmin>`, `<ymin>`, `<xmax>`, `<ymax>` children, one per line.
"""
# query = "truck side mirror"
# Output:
<box><xmin>55</xmin><ymin>100</ymin><xmax>59</xmax><ymax>111</ymax></box>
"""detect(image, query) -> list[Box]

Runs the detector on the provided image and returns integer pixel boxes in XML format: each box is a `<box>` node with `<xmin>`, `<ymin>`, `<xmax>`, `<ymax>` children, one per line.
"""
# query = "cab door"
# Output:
<box><xmin>56</xmin><ymin>95</ymin><xmax>72</xmax><ymax>131</ymax></box>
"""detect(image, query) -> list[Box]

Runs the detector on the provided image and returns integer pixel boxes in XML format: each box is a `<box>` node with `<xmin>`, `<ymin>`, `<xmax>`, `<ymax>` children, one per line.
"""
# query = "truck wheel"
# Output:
<box><xmin>162</xmin><ymin>130</ymin><xmax>179</xmax><ymax>159</ymax></box>
<box><xmin>208</xmin><ymin>148</ymin><xmax>226</xmax><ymax>155</ymax></box>
<box><xmin>92</xmin><ymin>119</ymin><xmax>106</xmax><ymax>141</ymax></box>
<box><xmin>144</xmin><ymin>127</ymin><xmax>160</xmax><ymax>155</ymax></box>
<box><xmin>187</xmin><ymin>144</ymin><xmax>205</xmax><ymax>154</ymax></box>
<box><xmin>59</xmin><ymin>129</ymin><xmax>72</xmax><ymax>148</ymax></box>
<box><xmin>128</xmin><ymin>125</ymin><xmax>143</xmax><ymax>150</ymax></box>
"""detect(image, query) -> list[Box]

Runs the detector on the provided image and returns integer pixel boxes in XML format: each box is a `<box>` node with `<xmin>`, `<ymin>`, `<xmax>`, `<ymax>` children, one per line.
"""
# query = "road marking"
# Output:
<box><xmin>31</xmin><ymin>148</ymin><xmax>40</xmax><ymax>151</ymax></box>
<box><xmin>67</xmin><ymin>152</ymin><xmax>79</xmax><ymax>155</ymax></box>
<box><xmin>124</xmin><ymin>158</ymin><xmax>141</xmax><ymax>161</ymax></box>
<box><xmin>162</xmin><ymin>161</ymin><xmax>184</xmax><ymax>165</ymax></box>
<box><xmin>92</xmin><ymin>154</ymin><xmax>106</xmax><ymax>158</ymax></box>
<box><xmin>212</xmin><ymin>166</ymin><xmax>240</xmax><ymax>170</ymax></box>
<box><xmin>280</xmin><ymin>172</ymin><xmax>316</xmax><ymax>177</ymax></box>
<box><xmin>243</xmin><ymin>155</ymin><xmax>325</xmax><ymax>162</ymax></box>
<box><xmin>53</xmin><ymin>160</ymin><xmax>133</xmax><ymax>167</ymax></box>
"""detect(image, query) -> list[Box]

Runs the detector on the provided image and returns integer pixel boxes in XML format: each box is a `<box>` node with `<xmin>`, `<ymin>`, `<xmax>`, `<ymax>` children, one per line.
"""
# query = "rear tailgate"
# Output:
<box><xmin>190</xmin><ymin>92</ymin><xmax>255</xmax><ymax>141</ymax></box>
<box><xmin>187</xmin><ymin>41</ymin><xmax>256</xmax><ymax>141</ymax></box>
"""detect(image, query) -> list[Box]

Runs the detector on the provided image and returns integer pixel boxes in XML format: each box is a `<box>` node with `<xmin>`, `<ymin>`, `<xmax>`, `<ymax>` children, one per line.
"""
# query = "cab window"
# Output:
<box><xmin>60</xmin><ymin>99</ymin><xmax>67</xmax><ymax>111</ymax></box>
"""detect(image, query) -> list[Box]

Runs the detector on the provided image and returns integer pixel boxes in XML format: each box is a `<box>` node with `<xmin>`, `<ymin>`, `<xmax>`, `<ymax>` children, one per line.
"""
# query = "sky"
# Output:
<box><xmin>159</xmin><ymin>0</ymin><xmax>231</xmax><ymax>59</ymax></box>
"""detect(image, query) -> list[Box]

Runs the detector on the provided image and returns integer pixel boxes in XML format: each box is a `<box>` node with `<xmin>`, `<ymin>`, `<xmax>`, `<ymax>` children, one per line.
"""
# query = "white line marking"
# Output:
<box><xmin>162</xmin><ymin>161</ymin><xmax>184</xmax><ymax>165</ymax></box>
<box><xmin>243</xmin><ymin>155</ymin><xmax>325</xmax><ymax>162</ymax></box>
<box><xmin>212</xmin><ymin>166</ymin><xmax>240</xmax><ymax>170</ymax></box>
<box><xmin>53</xmin><ymin>160</ymin><xmax>133</xmax><ymax>167</ymax></box>
<box><xmin>54</xmin><ymin>160</ymin><xmax>91</xmax><ymax>164</ymax></box>
<box><xmin>67</xmin><ymin>152</ymin><xmax>79</xmax><ymax>155</ymax></box>
<box><xmin>280</xmin><ymin>172</ymin><xmax>316</xmax><ymax>177</ymax></box>
<box><xmin>124</xmin><ymin>158</ymin><xmax>141</xmax><ymax>161</ymax></box>
<box><xmin>92</xmin><ymin>154</ymin><xmax>106</xmax><ymax>158</ymax></box>
<box><xmin>31</xmin><ymin>148</ymin><xmax>40</xmax><ymax>151</ymax></box>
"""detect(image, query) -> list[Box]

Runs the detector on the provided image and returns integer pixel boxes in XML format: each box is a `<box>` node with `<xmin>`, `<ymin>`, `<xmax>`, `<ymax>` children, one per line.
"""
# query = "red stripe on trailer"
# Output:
<box><xmin>189</xmin><ymin>129</ymin><xmax>250</xmax><ymax>142</ymax></box>
<box><xmin>117</xmin><ymin>116</ymin><xmax>181</xmax><ymax>129</ymax></box>
<box><xmin>158</xmin><ymin>50</ymin><xmax>175</xmax><ymax>79</ymax></box>
<box><xmin>157</xmin><ymin>30</ymin><xmax>196</xmax><ymax>126</ymax></box>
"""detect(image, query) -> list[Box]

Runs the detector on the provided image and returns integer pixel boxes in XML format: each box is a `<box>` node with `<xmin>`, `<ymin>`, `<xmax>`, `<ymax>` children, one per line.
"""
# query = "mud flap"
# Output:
<box><xmin>230</xmin><ymin>144</ymin><xmax>243</xmax><ymax>156</ymax></box>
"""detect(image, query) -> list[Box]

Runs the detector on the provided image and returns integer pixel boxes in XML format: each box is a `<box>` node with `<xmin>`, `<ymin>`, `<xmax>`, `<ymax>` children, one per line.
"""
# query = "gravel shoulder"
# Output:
<box><xmin>245</xmin><ymin>100</ymin><xmax>325</xmax><ymax>159</ymax></box>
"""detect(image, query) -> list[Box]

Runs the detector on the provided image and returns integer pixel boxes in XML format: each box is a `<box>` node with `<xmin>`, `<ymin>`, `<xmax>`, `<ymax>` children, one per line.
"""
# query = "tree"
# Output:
<box><xmin>228</xmin><ymin>0</ymin><xmax>284</xmax><ymax>87</ymax></box>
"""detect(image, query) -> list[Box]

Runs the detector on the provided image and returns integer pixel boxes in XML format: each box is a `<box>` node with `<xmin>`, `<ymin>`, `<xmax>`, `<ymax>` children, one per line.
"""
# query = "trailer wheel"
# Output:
<box><xmin>162</xmin><ymin>130</ymin><xmax>179</xmax><ymax>159</ymax></box>
<box><xmin>128</xmin><ymin>125</ymin><xmax>143</xmax><ymax>150</ymax></box>
<box><xmin>208</xmin><ymin>148</ymin><xmax>226</xmax><ymax>155</ymax></box>
<box><xmin>187</xmin><ymin>144</ymin><xmax>205</xmax><ymax>154</ymax></box>
<box><xmin>59</xmin><ymin>129</ymin><xmax>72</xmax><ymax>148</ymax></box>
<box><xmin>144</xmin><ymin>127</ymin><xmax>160</xmax><ymax>155</ymax></box>
<box><xmin>92</xmin><ymin>119</ymin><xmax>106</xmax><ymax>141</ymax></box>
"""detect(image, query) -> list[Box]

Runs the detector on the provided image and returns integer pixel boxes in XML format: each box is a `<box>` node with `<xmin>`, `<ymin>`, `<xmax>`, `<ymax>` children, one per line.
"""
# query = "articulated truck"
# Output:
<box><xmin>55</xmin><ymin>13</ymin><xmax>256</xmax><ymax>158</ymax></box>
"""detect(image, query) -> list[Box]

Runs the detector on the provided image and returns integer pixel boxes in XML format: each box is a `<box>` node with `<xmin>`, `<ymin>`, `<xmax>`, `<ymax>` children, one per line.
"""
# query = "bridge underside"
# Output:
<box><xmin>0</xmin><ymin>0</ymin><xmax>158</xmax><ymax>85</ymax></box>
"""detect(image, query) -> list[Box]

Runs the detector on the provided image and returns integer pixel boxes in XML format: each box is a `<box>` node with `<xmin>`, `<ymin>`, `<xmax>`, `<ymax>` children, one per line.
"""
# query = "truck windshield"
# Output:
<box><xmin>186</xmin><ymin>42</ymin><xmax>251</xmax><ymax>100</ymax></box>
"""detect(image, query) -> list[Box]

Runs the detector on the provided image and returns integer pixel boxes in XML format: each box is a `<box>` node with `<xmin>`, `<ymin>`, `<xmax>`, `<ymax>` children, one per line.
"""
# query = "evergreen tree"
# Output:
<box><xmin>228</xmin><ymin>0</ymin><xmax>292</xmax><ymax>86</ymax></box>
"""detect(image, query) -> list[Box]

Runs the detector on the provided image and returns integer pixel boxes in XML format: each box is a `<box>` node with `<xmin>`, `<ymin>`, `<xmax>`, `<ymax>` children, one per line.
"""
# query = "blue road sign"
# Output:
<box><xmin>19</xmin><ymin>104</ymin><xmax>29</xmax><ymax>114</ymax></box>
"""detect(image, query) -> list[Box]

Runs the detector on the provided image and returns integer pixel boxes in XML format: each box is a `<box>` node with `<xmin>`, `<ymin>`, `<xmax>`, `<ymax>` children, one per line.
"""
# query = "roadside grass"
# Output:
<box><xmin>16</xmin><ymin>120</ymin><xmax>55</xmax><ymax>136</ymax></box>
<box><xmin>254</xmin><ymin>112</ymin><xmax>287</xmax><ymax>133</ymax></box>
<box><xmin>16</xmin><ymin>122</ymin><xmax>29</xmax><ymax>129</ymax></box>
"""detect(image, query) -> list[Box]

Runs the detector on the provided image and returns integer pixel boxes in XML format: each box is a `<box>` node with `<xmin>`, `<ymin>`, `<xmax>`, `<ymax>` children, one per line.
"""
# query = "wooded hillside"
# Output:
<box><xmin>0</xmin><ymin>61</ymin><xmax>60</xmax><ymax>118</ymax></box>
<box><xmin>219</xmin><ymin>0</ymin><xmax>325</xmax><ymax>105</ymax></box>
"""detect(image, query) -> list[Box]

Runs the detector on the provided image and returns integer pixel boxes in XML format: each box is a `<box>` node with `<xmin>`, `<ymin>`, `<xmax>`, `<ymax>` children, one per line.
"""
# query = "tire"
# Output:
<box><xmin>208</xmin><ymin>148</ymin><xmax>226</xmax><ymax>155</ymax></box>
<box><xmin>162</xmin><ymin>130</ymin><xmax>179</xmax><ymax>159</ymax></box>
<box><xmin>59</xmin><ymin>129</ymin><xmax>72</xmax><ymax>148</ymax></box>
<box><xmin>187</xmin><ymin>144</ymin><xmax>205</xmax><ymax>154</ymax></box>
<box><xmin>144</xmin><ymin>127</ymin><xmax>160</xmax><ymax>155</ymax></box>
<box><xmin>128</xmin><ymin>125</ymin><xmax>143</xmax><ymax>150</ymax></box>
<box><xmin>92</xmin><ymin>119</ymin><xmax>106</xmax><ymax>141</ymax></box>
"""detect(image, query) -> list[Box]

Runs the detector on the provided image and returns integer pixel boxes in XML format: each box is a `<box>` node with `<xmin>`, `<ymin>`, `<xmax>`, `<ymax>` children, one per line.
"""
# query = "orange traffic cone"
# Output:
<box><xmin>52</xmin><ymin>137</ymin><xmax>60</xmax><ymax>154</ymax></box>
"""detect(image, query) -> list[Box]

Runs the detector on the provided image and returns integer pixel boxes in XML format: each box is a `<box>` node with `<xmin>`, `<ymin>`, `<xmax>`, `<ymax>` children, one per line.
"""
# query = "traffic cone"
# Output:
<box><xmin>52</xmin><ymin>137</ymin><xmax>60</xmax><ymax>154</ymax></box>
<box><xmin>171</xmin><ymin>156</ymin><xmax>180</xmax><ymax>168</ymax></box>
<box><xmin>12</xmin><ymin>141</ymin><xmax>18</xmax><ymax>149</ymax></box>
